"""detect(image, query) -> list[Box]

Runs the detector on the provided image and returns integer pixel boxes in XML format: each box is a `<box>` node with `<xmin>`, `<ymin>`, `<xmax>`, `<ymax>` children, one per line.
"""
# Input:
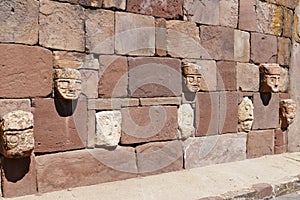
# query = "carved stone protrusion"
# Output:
<box><xmin>238</xmin><ymin>97</ymin><xmax>254</xmax><ymax>132</ymax></box>
<box><xmin>53</xmin><ymin>68</ymin><xmax>82</xmax><ymax>100</ymax></box>
<box><xmin>178</xmin><ymin>104</ymin><xmax>195</xmax><ymax>139</ymax></box>
<box><xmin>259</xmin><ymin>63</ymin><xmax>281</xmax><ymax>93</ymax></box>
<box><xmin>0</xmin><ymin>110</ymin><xmax>34</xmax><ymax>158</ymax></box>
<box><xmin>280</xmin><ymin>99</ymin><xmax>296</xmax><ymax>129</ymax></box>
<box><xmin>182</xmin><ymin>61</ymin><xmax>202</xmax><ymax>93</ymax></box>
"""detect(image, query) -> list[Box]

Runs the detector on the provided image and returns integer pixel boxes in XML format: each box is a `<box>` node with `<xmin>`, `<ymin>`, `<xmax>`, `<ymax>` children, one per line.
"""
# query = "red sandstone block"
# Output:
<box><xmin>275</xmin><ymin>129</ymin><xmax>287</xmax><ymax>147</ymax></box>
<box><xmin>32</xmin><ymin>98</ymin><xmax>87</xmax><ymax>153</ymax></box>
<box><xmin>252</xmin><ymin>183</ymin><xmax>273</xmax><ymax>199</ymax></box>
<box><xmin>278</xmin><ymin>37</ymin><xmax>291</xmax><ymax>66</ymax></box>
<box><xmin>239</xmin><ymin>0</ymin><xmax>256</xmax><ymax>31</ymax></box>
<box><xmin>219</xmin><ymin>92</ymin><xmax>238</xmax><ymax>134</ymax></box>
<box><xmin>247</xmin><ymin>130</ymin><xmax>275</xmax><ymax>159</ymax></box>
<box><xmin>0</xmin><ymin>44</ymin><xmax>52</xmax><ymax>98</ymax></box>
<box><xmin>251</xmin><ymin>33</ymin><xmax>277</xmax><ymax>63</ymax></box>
<box><xmin>217</xmin><ymin>61</ymin><xmax>236</xmax><ymax>91</ymax></box>
<box><xmin>120</xmin><ymin>106</ymin><xmax>178</xmax><ymax>144</ymax></box>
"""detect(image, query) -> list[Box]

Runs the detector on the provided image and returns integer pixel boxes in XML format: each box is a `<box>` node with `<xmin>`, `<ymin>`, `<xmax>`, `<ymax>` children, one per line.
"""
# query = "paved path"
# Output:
<box><xmin>6</xmin><ymin>152</ymin><xmax>300</xmax><ymax>200</ymax></box>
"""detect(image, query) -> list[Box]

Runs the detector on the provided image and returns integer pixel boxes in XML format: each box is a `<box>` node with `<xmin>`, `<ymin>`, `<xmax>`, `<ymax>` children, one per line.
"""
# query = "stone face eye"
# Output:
<box><xmin>9</xmin><ymin>135</ymin><xmax>18</xmax><ymax>144</ymax></box>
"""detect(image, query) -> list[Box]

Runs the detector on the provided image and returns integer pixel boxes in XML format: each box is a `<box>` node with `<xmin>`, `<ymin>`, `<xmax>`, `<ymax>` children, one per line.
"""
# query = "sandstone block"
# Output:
<box><xmin>87</xmin><ymin>110</ymin><xmax>96</xmax><ymax>148</ymax></box>
<box><xmin>279</xmin><ymin>67</ymin><xmax>289</xmax><ymax>93</ymax></box>
<box><xmin>0</xmin><ymin>0</ymin><xmax>38</xmax><ymax>45</ymax></box>
<box><xmin>251</xmin><ymin>33</ymin><xmax>277</xmax><ymax>63</ymax></box>
<box><xmin>178</xmin><ymin>104</ymin><xmax>195</xmax><ymax>139</ymax></box>
<box><xmin>236</xmin><ymin>63</ymin><xmax>260</xmax><ymax>92</ymax></box>
<box><xmin>53</xmin><ymin>51</ymin><xmax>84</xmax><ymax>69</ymax></box>
<box><xmin>85</xmin><ymin>9</ymin><xmax>114</xmax><ymax>54</ymax></box>
<box><xmin>219</xmin><ymin>92</ymin><xmax>238</xmax><ymax>134</ymax></box>
<box><xmin>283</xmin><ymin>8</ymin><xmax>293</xmax><ymax>38</ymax></box>
<box><xmin>56</xmin><ymin>0</ymin><xmax>103</xmax><ymax>7</ymax></box>
<box><xmin>265</xmin><ymin>0</ymin><xmax>297</xmax><ymax>9</ymax></box>
<box><xmin>88</xmin><ymin>98</ymin><xmax>139</xmax><ymax>110</ymax></box>
<box><xmin>219</xmin><ymin>0</ymin><xmax>238</xmax><ymax>28</ymax></box>
<box><xmin>39</xmin><ymin>0</ymin><xmax>85</xmax><ymax>51</ymax></box>
<box><xmin>238</xmin><ymin>0</ymin><xmax>256</xmax><ymax>31</ymax></box>
<box><xmin>128</xmin><ymin>57</ymin><xmax>181</xmax><ymax>97</ymax></box>
<box><xmin>278</xmin><ymin>37</ymin><xmax>291</xmax><ymax>66</ymax></box>
<box><xmin>0</xmin><ymin>44</ymin><xmax>52</xmax><ymax>98</ymax></box>
<box><xmin>252</xmin><ymin>183</ymin><xmax>273</xmax><ymax>199</ymax></box>
<box><xmin>79</xmin><ymin>69</ymin><xmax>99</xmax><ymax>98</ymax></box>
<box><xmin>217</xmin><ymin>61</ymin><xmax>236</xmax><ymax>91</ymax></box>
<box><xmin>98</xmin><ymin>55</ymin><xmax>128</xmax><ymax>98</ymax></box>
<box><xmin>121</xmin><ymin>106</ymin><xmax>178</xmax><ymax>144</ymax></box>
<box><xmin>127</xmin><ymin>0</ymin><xmax>182</xmax><ymax>19</ymax></box>
<box><xmin>155</xmin><ymin>18</ymin><xmax>167</xmax><ymax>56</ymax></box>
<box><xmin>247</xmin><ymin>130</ymin><xmax>275</xmax><ymax>158</ymax></box>
<box><xmin>115</xmin><ymin>12</ymin><xmax>155</xmax><ymax>56</ymax></box>
<box><xmin>184</xmin><ymin>133</ymin><xmax>247</xmax><ymax>169</ymax></box>
<box><xmin>234</xmin><ymin>30</ymin><xmax>250</xmax><ymax>62</ymax></box>
<box><xmin>140</xmin><ymin>97</ymin><xmax>181</xmax><ymax>106</ymax></box>
<box><xmin>0</xmin><ymin>99</ymin><xmax>31</xmax><ymax>119</ymax></box>
<box><xmin>103</xmin><ymin>0</ymin><xmax>126</xmax><ymax>9</ymax></box>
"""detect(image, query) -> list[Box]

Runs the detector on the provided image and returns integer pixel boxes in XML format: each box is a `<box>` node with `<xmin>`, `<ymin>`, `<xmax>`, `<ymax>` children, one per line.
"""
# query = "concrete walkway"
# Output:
<box><xmin>7</xmin><ymin>152</ymin><xmax>300</xmax><ymax>200</ymax></box>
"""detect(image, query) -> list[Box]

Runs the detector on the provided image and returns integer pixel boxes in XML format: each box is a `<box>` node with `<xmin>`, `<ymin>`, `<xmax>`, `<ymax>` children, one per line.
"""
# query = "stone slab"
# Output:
<box><xmin>236</xmin><ymin>63</ymin><xmax>260</xmax><ymax>92</ymax></box>
<box><xmin>217</xmin><ymin>61</ymin><xmax>236</xmax><ymax>91</ymax></box>
<box><xmin>247</xmin><ymin>130</ymin><xmax>275</xmax><ymax>159</ymax></box>
<box><xmin>250</xmin><ymin>33</ymin><xmax>277</xmax><ymax>63</ymax></box>
<box><xmin>140</xmin><ymin>97</ymin><xmax>181</xmax><ymax>106</ymax></box>
<box><xmin>88</xmin><ymin>98</ymin><xmax>139</xmax><ymax>110</ymax></box>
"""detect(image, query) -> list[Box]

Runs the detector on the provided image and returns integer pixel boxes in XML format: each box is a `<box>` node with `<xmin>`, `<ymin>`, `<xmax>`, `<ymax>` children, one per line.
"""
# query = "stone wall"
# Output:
<box><xmin>0</xmin><ymin>0</ymin><xmax>298</xmax><ymax>197</ymax></box>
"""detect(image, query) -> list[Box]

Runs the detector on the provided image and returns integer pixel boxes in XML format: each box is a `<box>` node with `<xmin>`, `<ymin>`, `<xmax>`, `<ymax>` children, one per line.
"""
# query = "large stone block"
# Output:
<box><xmin>251</xmin><ymin>33</ymin><xmax>277</xmax><ymax>63</ymax></box>
<box><xmin>128</xmin><ymin>57</ymin><xmax>181</xmax><ymax>97</ymax></box>
<box><xmin>85</xmin><ymin>9</ymin><xmax>114</xmax><ymax>54</ymax></box>
<box><xmin>127</xmin><ymin>0</ymin><xmax>182</xmax><ymax>19</ymax></box>
<box><xmin>39</xmin><ymin>0</ymin><xmax>85</xmax><ymax>51</ymax></box>
<box><xmin>0</xmin><ymin>44</ymin><xmax>52</xmax><ymax>98</ymax></box>
<box><xmin>0</xmin><ymin>0</ymin><xmax>38</xmax><ymax>45</ymax></box>
<box><xmin>79</xmin><ymin>69</ymin><xmax>99</xmax><ymax>98</ymax></box>
<box><xmin>283</xmin><ymin>8</ymin><xmax>293</xmax><ymax>38</ymax></box>
<box><xmin>239</xmin><ymin>0</ymin><xmax>256</xmax><ymax>31</ymax></box>
<box><xmin>0</xmin><ymin>99</ymin><xmax>31</xmax><ymax>119</ymax></box>
<box><xmin>98</xmin><ymin>55</ymin><xmax>128</xmax><ymax>98</ymax></box>
<box><xmin>247</xmin><ymin>130</ymin><xmax>275</xmax><ymax>158</ymax></box>
<box><xmin>278</xmin><ymin>37</ymin><xmax>291</xmax><ymax>66</ymax></box>
<box><xmin>103</xmin><ymin>0</ymin><xmax>126</xmax><ymax>9</ymax></box>
<box><xmin>236</xmin><ymin>63</ymin><xmax>260</xmax><ymax>92</ymax></box>
<box><xmin>200</xmin><ymin>26</ymin><xmax>234</xmax><ymax>61</ymax></box>
<box><xmin>121</xmin><ymin>106</ymin><xmax>178</xmax><ymax>144</ymax></box>
<box><xmin>36</xmin><ymin>148</ymin><xmax>137</xmax><ymax>193</ymax></box>
<box><xmin>32</xmin><ymin>98</ymin><xmax>87</xmax><ymax>153</ymax></box>
<box><xmin>184</xmin><ymin>133</ymin><xmax>247</xmax><ymax>169</ymax></box>
<box><xmin>115</xmin><ymin>12</ymin><xmax>155</xmax><ymax>56</ymax></box>
<box><xmin>219</xmin><ymin>0</ymin><xmax>238</xmax><ymax>28</ymax></box>
<box><xmin>234</xmin><ymin>30</ymin><xmax>250</xmax><ymax>62</ymax></box>
<box><xmin>217</xmin><ymin>61</ymin><xmax>236</xmax><ymax>91</ymax></box>
<box><xmin>219</xmin><ymin>92</ymin><xmax>238</xmax><ymax>134</ymax></box>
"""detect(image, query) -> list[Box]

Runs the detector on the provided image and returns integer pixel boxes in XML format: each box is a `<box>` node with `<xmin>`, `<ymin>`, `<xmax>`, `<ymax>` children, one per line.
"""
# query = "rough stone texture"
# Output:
<box><xmin>56</xmin><ymin>0</ymin><xmax>103</xmax><ymax>7</ymax></box>
<box><xmin>85</xmin><ymin>9</ymin><xmax>114</xmax><ymax>54</ymax></box>
<box><xmin>178</xmin><ymin>104</ymin><xmax>195</xmax><ymax>139</ymax></box>
<box><xmin>53</xmin><ymin>51</ymin><xmax>84</xmax><ymax>69</ymax></box>
<box><xmin>265</xmin><ymin>0</ymin><xmax>297</xmax><ymax>9</ymax></box>
<box><xmin>217</xmin><ymin>61</ymin><xmax>236</xmax><ymax>91</ymax></box>
<box><xmin>155</xmin><ymin>18</ymin><xmax>167</xmax><ymax>56</ymax></box>
<box><xmin>103</xmin><ymin>0</ymin><xmax>126</xmax><ymax>10</ymax></box>
<box><xmin>127</xmin><ymin>0</ymin><xmax>182</xmax><ymax>19</ymax></box>
<box><xmin>238</xmin><ymin>97</ymin><xmax>254</xmax><ymax>132</ymax></box>
<box><xmin>0</xmin><ymin>44</ymin><xmax>52</xmax><ymax>98</ymax></box>
<box><xmin>88</xmin><ymin>98</ymin><xmax>139</xmax><ymax>110</ymax></box>
<box><xmin>128</xmin><ymin>57</ymin><xmax>181</xmax><ymax>97</ymax></box>
<box><xmin>236</xmin><ymin>63</ymin><xmax>260</xmax><ymax>92</ymax></box>
<box><xmin>251</xmin><ymin>33</ymin><xmax>277</xmax><ymax>63</ymax></box>
<box><xmin>184</xmin><ymin>133</ymin><xmax>247</xmax><ymax>169</ymax></box>
<box><xmin>283</xmin><ymin>8</ymin><xmax>293</xmax><ymax>38</ymax></box>
<box><xmin>140</xmin><ymin>97</ymin><xmax>181</xmax><ymax>106</ymax></box>
<box><xmin>39</xmin><ymin>0</ymin><xmax>85</xmax><ymax>51</ymax></box>
<box><xmin>32</xmin><ymin>98</ymin><xmax>87</xmax><ymax>153</ymax></box>
<box><xmin>95</xmin><ymin>111</ymin><xmax>121</xmax><ymax>147</ymax></box>
<box><xmin>166</xmin><ymin>20</ymin><xmax>203</xmax><ymax>59</ymax></box>
<box><xmin>195</xmin><ymin>92</ymin><xmax>219</xmax><ymax>136</ymax></box>
<box><xmin>251</xmin><ymin>183</ymin><xmax>273</xmax><ymax>199</ymax></box>
<box><xmin>79</xmin><ymin>69</ymin><xmax>99</xmax><ymax>98</ymax></box>
<box><xmin>239</xmin><ymin>0</ymin><xmax>256</xmax><ymax>31</ymax></box>
<box><xmin>136</xmin><ymin>141</ymin><xmax>183</xmax><ymax>175</ymax></box>
<box><xmin>1</xmin><ymin>155</ymin><xmax>37</xmax><ymax>197</ymax></box>
<box><xmin>183</xmin><ymin>0</ymin><xmax>219</xmax><ymax>25</ymax></box>
<box><xmin>115</xmin><ymin>12</ymin><xmax>155</xmax><ymax>56</ymax></box>
<box><xmin>0</xmin><ymin>99</ymin><xmax>31</xmax><ymax>119</ymax></box>
<box><xmin>200</xmin><ymin>26</ymin><xmax>234</xmax><ymax>61</ymax></box>
<box><xmin>98</xmin><ymin>55</ymin><xmax>128</xmax><ymax>98</ymax></box>
<box><xmin>36</xmin><ymin>148</ymin><xmax>137</xmax><ymax>193</ymax></box>
<box><xmin>247</xmin><ymin>130</ymin><xmax>275</xmax><ymax>159</ymax></box>
<box><xmin>278</xmin><ymin>37</ymin><xmax>291</xmax><ymax>66</ymax></box>
<box><xmin>121</xmin><ymin>106</ymin><xmax>178</xmax><ymax>144</ymax></box>
<box><xmin>219</xmin><ymin>92</ymin><xmax>238</xmax><ymax>134</ymax></box>
<box><xmin>252</xmin><ymin>93</ymin><xmax>280</xmax><ymax>130</ymax></box>
<box><xmin>234</xmin><ymin>30</ymin><xmax>250</xmax><ymax>62</ymax></box>
<box><xmin>279</xmin><ymin>67</ymin><xmax>289</xmax><ymax>93</ymax></box>
<box><xmin>274</xmin><ymin>129</ymin><xmax>287</xmax><ymax>154</ymax></box>
<box><xmin>0</xmin><ymin>0</ymin><xmax>38</xmax><ymax>45</ymax></box>
<box><xmin>219</xmin><ymin>0</ymin><xmax>238</xmax><ymax>28</ymax></box>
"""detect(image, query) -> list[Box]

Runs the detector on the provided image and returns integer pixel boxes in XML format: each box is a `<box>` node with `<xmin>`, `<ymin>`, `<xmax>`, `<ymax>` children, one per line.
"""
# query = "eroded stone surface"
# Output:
<box><xmin>238</xmin><ymin>97</ymin><xmax>254</xmax><ymax>132</ymax></box>
<box><xmin>0</xmin><ymin>99</ymin><xmax>31</xmax><ymax>119</ymax></box>
<box><xmin>178</xmin><ymin>104</ymin><xmax>195</xmax><ymax>139</ymax></box>
<box><xmin>236</xmin><ymin>63</ymin><xmax>259</xmax><ymax>92</ymax></box>
<box><xmin>56</xmin><ymin>0</ymin><xmax>103</xmax><ymax>7</ymax></box>
<box><xmin>234</xmin><ymin>30</ymin><xmax>250</xmax><ymax>62</ymax></box>
<box><xmin>280</xmin><ymin>99</ymin><xmax>296</xmax><ymax>129</ymax></box>
<box><xmin>279</xmin><ymin>67</ymin><xmax>289</xmax><ymax>93</ymax></box>
<box><xmin>103</xmin><ymin>0</ymin><xmax>126</xmax><ymax>9</ymax></box>
<box><xmin>247</xmin><ymin>130</ymin><xmax>274</xmax><ymax>158</ymax></box>
<box><xmin>219</xmin><ymin>0</ymin><xmax>238</xmax><ymax>28</ymax></box>
<box><xmin>278</xmin><ymin>37</ymin><xmax>291</xmax><ymax>66</ymax></box>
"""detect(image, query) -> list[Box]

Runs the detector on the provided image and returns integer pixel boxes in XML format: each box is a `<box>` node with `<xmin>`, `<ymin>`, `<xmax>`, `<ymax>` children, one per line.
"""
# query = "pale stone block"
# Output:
<box><xmin>219</xmin><ymin>0</ymin><xmax>238</xmax><ymax>28</ymax></box>
<box><xmin>103</xmin><ymin>0</ymin><xmax>126</xmax><ymax>10</ymax></box>
<box><xmin>140</xmin><ymin>97</ymin><xmax>181</xmax><ymax>106</ymax></box>
<box><xmin>95</xmin><ymin>111</ymin><xmax>122</xmax><ymax>147</ymax></box>
<box><xmin>53</xmin><ymin>51</ymin><xmax>85</xmax><ymax>69</ymax></box>
<box><xmin>178</xmin><ymin>104</ymin><xmax>195</xmax><ymax>139</ymax></box>
<box><xmin>234</xmin><ymin>30</ymin><xmax>250</xmax><ymax>62</ymax></box>
<box><xmin>79</xmin><ymin>69</ymin><xmax>99</xmax><ymax>98</ymax></box>
<box><xmin>85</xmin><ymin>9</ymin><xmax>114</xmax><ymax>54</ymax></box>
<box><xmin>279</xmin><ymin>67</ymin><xmax>289</xmax><ymax>93</ymax></box>
<box><xmin>87</xmin><ymin>110</ymin><xmax>96</xmax><ymax>148</ymax></box>
<box><xmin>88</xmin><ymin>98</ymin><xmax>140</xmax><ymax>110</ymax></box>
<box><xmin>236</xmin><ymin>63</ymin><xmax>260</xmax><ymax>92</ymax></box>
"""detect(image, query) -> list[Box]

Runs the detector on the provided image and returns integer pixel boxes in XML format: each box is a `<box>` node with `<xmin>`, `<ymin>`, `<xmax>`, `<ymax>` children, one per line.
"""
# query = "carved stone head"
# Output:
<box><xmin>53</xmin><ymin>68</ymin><xmax>81</xmax><ymax>100</ymax></box>
<box><xmin>280</xmin><ymin>99</ymin><xmax>296</xmax><ymax>128</ymax></box>
<box><xmin>238</xmin><ymin>97</ymin><xmax>254</xmax><ymax>132</ymax></box>
<box><xmin>259</xmin><ymin>63</ymin><xmax>281</xmax><ymax>93</ymax></box>
<box><xmin>182</xmin><ymin>62</ymin><xmax>202</xmax><ymax>93</ymax></box>
<box><xmin>0</xmin><ymin>111</ymin><xmax>34</xmax><ymax>158</ymax></box>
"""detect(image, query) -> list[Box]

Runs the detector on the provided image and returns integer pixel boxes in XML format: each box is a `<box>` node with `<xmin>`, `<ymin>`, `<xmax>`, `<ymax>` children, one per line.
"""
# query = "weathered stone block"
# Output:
<box><xmin>251</xmin><ymin>33</ymin><xmax>277</xmax><ymax>63</ymax></box>
<box><xmin>0</xmin><ymin>0</ymin><xmax>38</xmax><ymax>45</ymax></box>
<box><xmin>98</xmin><ymin>55</ymin><xmax>128</xmax><ymax>98</ymax></box>
<box><xmin>0</xmin><ymin>99</ymin><xmax>31</xmax><ymax>119</ymax></box>
<box><xmin>283</xmin><ymin>8</ymin><xmax>293</xmax><ymax>38</ymax></box>
<box><xmin>278</xmin><ymin>37</ymin><xmax>291</xmax><ymax>66</ymax></box>
<box><xmin>136</xmin><ymin>141</ymin><xmax>183</xmax><ymax>175</ymax></box>
<box><xmin>247</xmin><ymin>130</ymin><xmax>275</xmax><ymax>158</ymax></box>
<box><xmin>88</xmin><ymin>98</ymin><xmax>139</xmax><ymax>110</ymax></box>
<box><xmin>39</xmin><ymin>0</ymin><xmax>85</xmax><ymax>51</ymax></box>
<box><xmin>85</xmin><ymin>9</ymin><xmax>114</xmax><ymax>54</ymax></box>
<box><xmin>79</xmin><ymin>69</ymin><xmax>99</xmax><ymax>98</ymax></box>
<box><xmin>54</xmin><ymin>51</ymin><xmax>84</xmax><ymax>69</ymax></box>
<box><xmin>234</xmin><ymin>30</ymin><xmax>250</xmax><ymax>62</ymax></box>
<box><xmin>155</xmin><ymin>18</ymin><xmax>167</xmax><ymax>56</ymax></box>
<box><xmin>279</xmin><ymin>67</ymin><xmax>289</xmax><ymax>93</ymax></box>
<box><xmin>56</xmin><ymin>0</ymin><xmax>103</xmax><ymax>7</ymax></box>
<box><xmin>239</xmin><ymin>0</ymin><xmax>256</xmax><ymax>31</ymax></box>
<box><xmin>219</xmin><ymin>0</ymin><xmax>238</xmax><ymax>28</ymax></box>
<box><xmin>140</xmin><ymin>97</ymin><xmax>181</xmax><ymax>106</ymax></box>
<box><xmin>251</xmin><ymin>183</ymin><xmax>273</xmax><ymax>200</ymax></box>
<box><xmin>265</xmin><ymin>0</ymin><xmax>297</xmax><ymax>9</ymax></box>
<box><xmin>200</xmin><ymin>26</ymin><xmax>234</xmax><ymax>61</ymax></box>
<box><xmin>128</xmin><ymin>57</ymin><xmax>181</xmax><ymax>97</ymax></box>
<box><xmin>217</xmin><ymin>61</ymin><xmax>236</xmax><ymax>91</ymax></box>
<box><xmin>275</xmin><ymin>128</ymin><xmax>287</xmax><ymax>147</ymax></box>
<box><xmin>0</xmin><ymin>44</ymin><xmax>52</xmax><ymax>98</ymax></box>
<box><xmin>236</xmin><ymin>63</ymin><xmax>260</xmax><ymax>92</ymax></box>
<box><xmin>178</xmin><ymin>104</ymin><xmax>195</xmax><ymax>139</ymax></box>
<box><xmin>219</xmin><ymin>92</ymin><xmax>238</xmax><ymax>134</ymax></box>
<box><xmin>184</xmin><ymin>133</ymin><xmax>247</xmax><ymax>169</ymax></box>
<box><xmin>183</xmin><ymin>0</ymin><xmax>219</xmax><ymax>25</ymax></box>
<box><xmin>127</xmin><ymin>0</ymin><xmax>182</xmax><ymax>19</ymax></box>
<box><xmin>103</xmin><ymin>0</ymin><xmax>126</xmax><ymax>9</ymax></box>
<box><xmin>115</xmin><ymin>12</ymin><xmax>155</xmax><ymax>56</ymax></box>
<box><xmin>121</xmin><ymin>106</ymin><xmax>178</xmax><ymax>144</ymax></box>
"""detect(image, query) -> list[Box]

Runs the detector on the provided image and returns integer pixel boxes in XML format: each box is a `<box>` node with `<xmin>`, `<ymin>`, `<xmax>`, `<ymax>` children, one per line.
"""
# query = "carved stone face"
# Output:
<box><xmin>0</xmin><ymin>111</ymin><xmax>34</xmax><ymax>158</ymax></box>
<box><xmin>280</xmin><ymin>99</ymin><xmax>296</xmax><ymax>127</ymax></box>
<box><xmin>183</xmin><ymin>62</ymin><xmax>202</xmax><ymax>93</ymax></box>
<box><xmin>260</xmin><ymin>64</ymin><xmax>281</xmax><ymax>93</ymax></box>
<box><xmin>54</xmin><ymin>68</ymin><xmax>81</xmax><ymax>100</ymax></box>
<box><xmin>238</xmin><ymin>97</ymin><xmax>254</xmax><ymax>132</ymax></box>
